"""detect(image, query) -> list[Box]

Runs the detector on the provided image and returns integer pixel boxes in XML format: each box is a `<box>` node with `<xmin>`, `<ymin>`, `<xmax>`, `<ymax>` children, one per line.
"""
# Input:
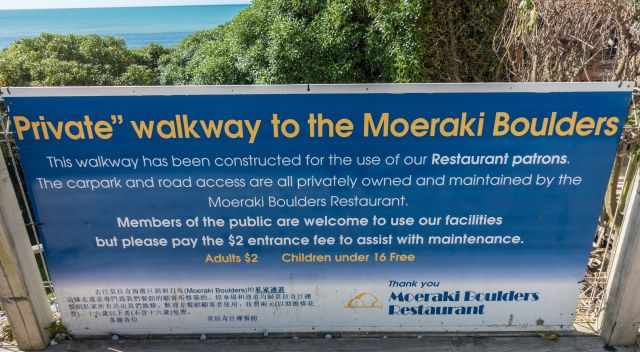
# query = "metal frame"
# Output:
<box><xmin>0</xmin><ymin>82</ymin><xmax>634</xmax><ymax>97</ymax></box>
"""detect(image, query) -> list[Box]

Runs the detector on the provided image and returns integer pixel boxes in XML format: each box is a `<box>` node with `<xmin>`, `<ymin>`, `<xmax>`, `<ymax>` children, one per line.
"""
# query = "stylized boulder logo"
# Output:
<box><xmin>345</xmin><ymin>292</ymin><xmax>382</xmax><ymax>309</ymax></box>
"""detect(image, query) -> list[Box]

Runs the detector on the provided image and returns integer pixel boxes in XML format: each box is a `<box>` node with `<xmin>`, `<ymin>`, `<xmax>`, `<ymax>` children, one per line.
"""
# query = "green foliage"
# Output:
<box><xmin>0</xmin><ymin>1</ymin><xmax>507</xmax><ymax>86</ymax></box>
<box><xmin>0</xmin><ymin>34</ymin><xmax>165</xmax><ymax>86</ymax></box>
<box><xmin>116</xmin><ymin>64</ymin><xmax>157</xmax><ymax>85</ymax></box>
<box><xmin>130</xmin><ymin>43</ymin><xmax>173</xmax><ymax>85</ymax></box>
<box><xmin>161</xmin><ymin>0</ymin><xmax>507</xmax><ymax>85</ymax></box>
<box><xmin>133</xmin><ymin>43</ymin><xmax>172</xmax><ymax>70</ymax></box>
<box><xmin>46</xmin><ymin>319</ymin><xmax>69</xmax><ymax>339</ymax></box>
<box><xmin>0</xmin><ymin>321</ymin><xmax>13</xmax><ymax>342</ymax></box>
<box><xmin>159</xmin><ymin>28</ymin><xmax>234</xmax><ymax>84</ymax></box>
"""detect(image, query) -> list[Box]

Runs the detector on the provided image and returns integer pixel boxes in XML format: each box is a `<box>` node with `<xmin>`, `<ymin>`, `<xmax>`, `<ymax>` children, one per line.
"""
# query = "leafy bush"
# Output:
<box><xmin>0</xmin><ymin>1</ymin><xmax>507</xmax><ymax>87</ymax></box>
<box><xmin>160</xmin><ymin>0</ymin><xmax>507</xmax><ymax>84</ymax></box>
<box><xmin>0</xmin><ymin>34</ymin><xmax>169</xmax><ymax>86</ymax></box>
<box><xmin>0</xmin><ymin>320</ymin><xmax>13</xmax><ymax>343</ymax></box>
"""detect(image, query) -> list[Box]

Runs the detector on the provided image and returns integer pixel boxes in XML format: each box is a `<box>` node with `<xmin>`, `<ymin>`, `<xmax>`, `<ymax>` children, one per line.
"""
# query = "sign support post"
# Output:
<box><xmin>600</xmin><ymin>166</ymin><xmax>640</xmax><ymax>346</ymax></box>
<box><xmin>0</xmin><ymin>143</ymin><xmax>52</xmax><ymax>350</ymax></box>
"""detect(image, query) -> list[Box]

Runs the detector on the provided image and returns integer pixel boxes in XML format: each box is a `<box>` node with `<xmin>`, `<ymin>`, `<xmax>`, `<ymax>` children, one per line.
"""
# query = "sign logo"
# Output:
<box><xmin>345</xmin><ymin>292</ymin><xmax>383</xmax><ymax>309</ymax></box>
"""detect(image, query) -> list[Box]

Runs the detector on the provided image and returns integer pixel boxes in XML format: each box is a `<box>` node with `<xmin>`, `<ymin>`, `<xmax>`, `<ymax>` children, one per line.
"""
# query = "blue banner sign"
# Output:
<box><xmin>1</xmin><ymin>83</ymin><xmax>632</xmax><ymax>334</ymax></box>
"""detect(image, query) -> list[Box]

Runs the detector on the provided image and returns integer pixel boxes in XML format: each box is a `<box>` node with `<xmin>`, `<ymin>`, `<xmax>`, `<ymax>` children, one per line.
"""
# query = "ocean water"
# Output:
<box><xmin>0</xmin><ymin>5</ymin><xmax>248</xmax><ymax>49</ymax></box>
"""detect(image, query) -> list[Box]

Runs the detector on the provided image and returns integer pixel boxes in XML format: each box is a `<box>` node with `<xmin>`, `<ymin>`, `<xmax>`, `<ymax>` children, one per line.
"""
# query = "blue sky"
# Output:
<box><xmin>0</xmin><ymin>0</ymin><xmax>250</xmax><ymax>10</ymax></box>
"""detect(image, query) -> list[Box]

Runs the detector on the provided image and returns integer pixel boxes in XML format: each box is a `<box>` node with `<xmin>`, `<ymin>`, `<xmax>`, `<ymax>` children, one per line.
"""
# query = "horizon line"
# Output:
<box><xmin>0</xmin><ymin>1</ymin><xmax>251</xmax><ymax>11</ymax></box>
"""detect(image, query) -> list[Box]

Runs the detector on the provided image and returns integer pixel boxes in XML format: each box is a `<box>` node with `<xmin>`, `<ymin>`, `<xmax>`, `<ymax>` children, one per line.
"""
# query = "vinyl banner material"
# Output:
<box><xmin>1</xmin><ymin>83</ymin><xmax>632</xmax><ymax>334</ymax></box>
